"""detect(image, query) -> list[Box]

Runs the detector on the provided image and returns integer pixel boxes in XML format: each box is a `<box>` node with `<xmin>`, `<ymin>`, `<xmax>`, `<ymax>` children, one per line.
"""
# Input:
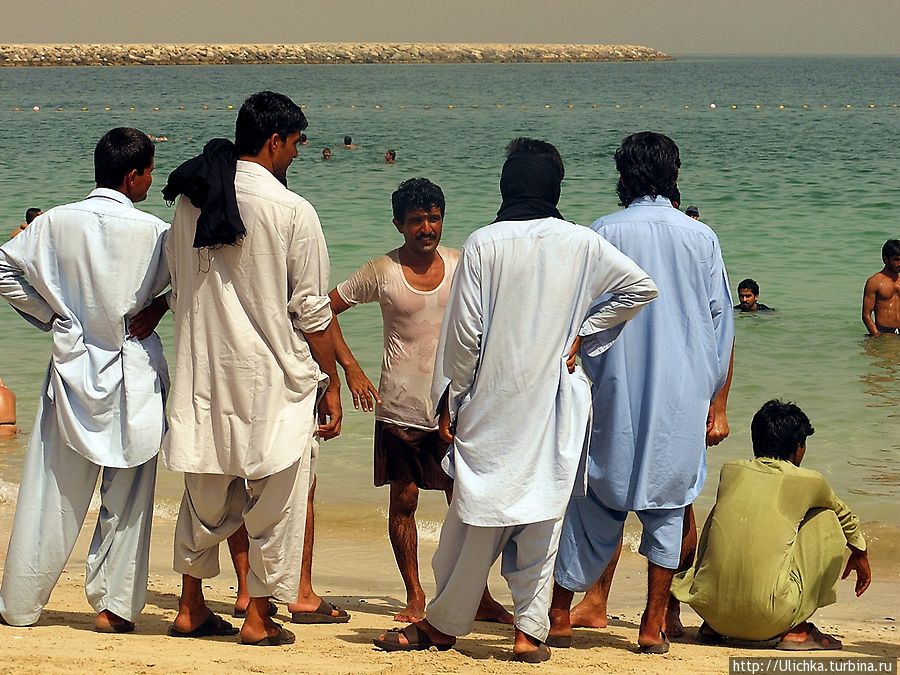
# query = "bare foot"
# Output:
<box><xmin>95</xmin><ymin>609</ymin><xmax>134</xmax><ymax>633</ymax></box>
<box><xmin>393</xmin><ymin>599</ymin><xmax>426</xmax><ymax>623</ymax></box>
<box><xmin>548</xmin><ymin>608</ymin><xmax>573</xmax><ymax>644</ymax></box>
<box><xmin>570</xmin><ymin>599</ymin><xmax>609</xmax><ymax>629</ymax></box>
<box><xmin>513</xmin><ymin>629</ymin><xmax>549</xmax><ymax>661</ymax></box>
<box><xmin>239</xmin><ymin>598</ymin><xmax>283</xmax><ymax>644</ymax></box>
<box><xmin>172</xmin><ymin>602</ymin><xmax>214</xmax><ymax>634</ymax></box>
<box><xmin>665</xmin><ymin>602</ymin><xmax>684</xmax><ymax>638</ymax></box>
<box><xmin>474</xmin><ymin>596</ymin><xmax>514</xmax><ymax>624</ymax></box>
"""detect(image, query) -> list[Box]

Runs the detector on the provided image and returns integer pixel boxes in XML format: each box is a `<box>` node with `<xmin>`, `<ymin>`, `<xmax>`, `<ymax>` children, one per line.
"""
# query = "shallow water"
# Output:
<box><xmin>0</xmin><ymin>57</ymin><xmax>898</xmax><ymax>538</ymax></box>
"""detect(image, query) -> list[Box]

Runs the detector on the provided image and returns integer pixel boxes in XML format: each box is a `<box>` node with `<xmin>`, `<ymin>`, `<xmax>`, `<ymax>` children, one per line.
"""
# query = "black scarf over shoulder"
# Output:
<box><xmin>494</xmin><ymin>152</ymin><xmax>564</xmax><ymax>223</ymax></box>
<box><xmin>162</xmin><ymin>138</ymin><xmax>245</xmax><ymax>248</ymax></box>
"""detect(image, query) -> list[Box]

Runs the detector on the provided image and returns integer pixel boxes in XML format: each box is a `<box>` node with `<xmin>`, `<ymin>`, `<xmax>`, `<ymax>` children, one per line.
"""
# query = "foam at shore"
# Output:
<box><xmin>0</xmin><ymin>43</ymin><xmax>672</xmax><ymax>67</ymax></box>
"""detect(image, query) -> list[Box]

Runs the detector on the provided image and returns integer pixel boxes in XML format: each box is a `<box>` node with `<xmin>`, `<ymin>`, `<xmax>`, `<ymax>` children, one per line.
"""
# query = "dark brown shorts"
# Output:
<box><xmin>374</xmin><ymin>420</ymin><xmax>453</xmax><ymax>491</ymax></box>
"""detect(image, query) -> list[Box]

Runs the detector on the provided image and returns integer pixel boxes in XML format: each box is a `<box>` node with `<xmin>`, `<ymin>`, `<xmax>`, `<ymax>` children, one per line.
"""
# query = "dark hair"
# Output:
<box><xmin>391</xmin><ymin>178</ymin><xmax>445</xmax><ymax>222</ymax></box>
<box><xmin>882</xmin><ymin>239</ymin><xmax>900</xmax><ymax>259</ymax></box>
<box><xmin>614</xmin><ymin>132</ymin><xmax>681</xmax><ymax>207</ymax></box>
<box><xmin>386</xmin><ymin>149</ymin><xmax>396</xmax><ymax>160</ymax></box>
<box><xmin>25</xmin><ymin>207</ymin><xmax>42</xmax><ymax>224</ymax></box>
<box><xmin>738</xmin><ymin>278</ymin><xmax>760</xmax><ymax>295</ymax></box>
<box><xmin>751</xmin><ymin>399</ymin><xmax>815</xmax><ymax>461</ymax></box>
<box><xmin>685</xmin><ymin>205</ymin><xmax>699</xmax><ymax>216</ymax></box>
<box><xmin>344</xmin><ymin>135</ymin><xmax>352</xmax><ymax>145</ymax></box>
<box><xmin>300</xmin><ymin>133</ymin><xmax>308</xmax><ymax>142</ymax></box>
<box><xmin>505</xmin><ymin>137</ymin><xmax>565</xmax><ymax>181</ymax></box>
<box><xmin>234</xmin><ymin>91</ymin><xmax>308</xmax><ymax>156</ymax></box>
<box><xmin>94</xmin><ymin>128</ymin><xmax>155</xmax><ymax>189</ymax></box>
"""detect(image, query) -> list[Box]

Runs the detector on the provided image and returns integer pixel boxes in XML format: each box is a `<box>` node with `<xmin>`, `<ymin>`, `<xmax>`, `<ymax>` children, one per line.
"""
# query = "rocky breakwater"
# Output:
<box><xmin>0</xmin><ymin>43</ymin><xmax>671</xmax><ymax>66</ymax></box>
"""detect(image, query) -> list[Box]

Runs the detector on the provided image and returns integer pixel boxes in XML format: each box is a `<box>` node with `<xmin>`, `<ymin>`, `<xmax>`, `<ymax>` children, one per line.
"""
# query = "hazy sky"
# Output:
<box><xmin>3</xmin><ymin>0</ymin><xmax>899</xmax><ymax>56</ymax></box>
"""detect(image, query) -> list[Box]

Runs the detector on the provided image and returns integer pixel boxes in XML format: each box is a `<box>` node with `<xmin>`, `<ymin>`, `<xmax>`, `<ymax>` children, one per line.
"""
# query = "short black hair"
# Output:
<box><xmin>25</xmin><ymin>208</ymin><xmax>42</xmax><ymax>224</ymax></box>
<box><xmin>505</xmin><ymin>137</ymin><xmax>565</xmax><ymax>181</ymax></box>
<box><xmin>94</xmin><ymin>128</ymin><xmax>155</xmax><ymax>189</ymax></box>
<box><xmin>344</xmin><ymin>135</ymin><xmax>352</xmax><ymax>145</ymax></box>
<box><xmin>391</xmin><ymin>178</ymin><xmax>445</xmax><ymax>222</ymax></box>
<box><xmin>882</xmin><ymin>239</ymin><xmax>900</xmax><ymax>259</ymax></box>
<box><xmin>738</xmin><ymin>278</ymin><xmax>760</xmax><ymax>295</ymax></box>
<box><xmin>234</xmin><ymin>91</ymin><xmax>308</xmax><ymax>156</ymax></box>
<box><xmin>386</xmin><ymin>149</ymin><xmax>396</xmax><ymax>160</ymax></box>
<box><xmin>614</xmin><ymin>131</ymin><xmax>681</xmax><ymax>207</ymax></box>
<box><xmin>751</xmin><ymin>399</ymin><xmax>815</xmax><ymax>461</ymax></box>
<box><xmin>685</xmin><ymin>205</ymin><xmax>699</xmax><ymax>216</ymax></box>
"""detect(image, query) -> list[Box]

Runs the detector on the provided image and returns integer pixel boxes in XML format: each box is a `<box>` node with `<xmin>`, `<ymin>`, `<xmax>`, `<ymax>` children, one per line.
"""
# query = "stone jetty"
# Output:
<box><xmin>0</xmin><ymin>43</ymin><xmax>671</xmax><ymax>67</ymax></box>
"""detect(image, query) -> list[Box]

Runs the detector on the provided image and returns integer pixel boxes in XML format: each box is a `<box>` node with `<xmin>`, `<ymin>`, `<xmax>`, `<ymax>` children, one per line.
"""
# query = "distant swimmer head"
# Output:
<box><xmin>344</xmin><ymin>135</ymin><xmax>352</xmax><ymax>146</ymax></box>
<box><xmin>300</xmin><ymin>133</ymin><xmax>308</xmax><ymax>145</ymax></box>
<box><xmin>614</xmin><ymin>131</ymin><xmax>681</xmax><ymax>208</ymax></box>
<box><xmin>94</xmin><ymin>127</ymin><xmax>156</xmax><ymax>204</ymax></box>
<box><xmin>25</xmin><ymin>207</ymin><xmax>42</xmax><ymax>224</ymax></box>
<box><xmin>685</xmin><ymin>205</ymin><xmax>700</xmax><ymax>219</ymax></box>
<box><xmin>384</xmin><ymin>149</ymin><xmax>396</xmax><ymax>163</ymax></box>
<box><xmin>882</xmin><ymin>239</ymin><xmax>900</xmax><ymax>270</ymax></box>
<box><xmin>235</xmin><ymin>91</ymin><xmax>308</xmax><ymax>182</ymax></box>
<box><xmin>737</xmin><ymin>278</ymin><xmax>761</xmax><ymax>311</ymax></box>
<box><xmin>751</xmin><ymin>399</ymin><xmax>814</xmax><ymax>466</ymax></box>
<box><xmin>392</xmin><ymin>178</ymin><xmax>446</xmax><ymax>255</ymax></box>
<box><xmin>322</xmin><ymin>147</ymin><xmax>332</xmax><ymax>160</ymax></box>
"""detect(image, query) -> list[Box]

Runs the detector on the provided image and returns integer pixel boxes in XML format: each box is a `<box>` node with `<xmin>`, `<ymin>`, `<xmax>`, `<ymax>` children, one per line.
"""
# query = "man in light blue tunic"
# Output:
<box><xmin>373</xmin><ymin>138</ymin><xmax>657</xmax><ymax>662</ymax></box>
<box><xmin>0</xmin><ymin>128</ymin><xmax>169</xmax><ymax>632</ymax></box>
<box><xmin>550</xmin><ymin>132</ymin><xmax>734</xmax><ymax>653</ymax></box>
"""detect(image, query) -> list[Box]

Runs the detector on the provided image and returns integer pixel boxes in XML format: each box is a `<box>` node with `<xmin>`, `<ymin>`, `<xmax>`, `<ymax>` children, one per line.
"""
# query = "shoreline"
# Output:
<box><xmin>0</xmin><ymin>43</ymin><xmax>672</xmax><ymax>67</ymax></box>
<box><xmin>0</xmin><ymin>503</ymin><xmax>897</xmax><ymax>673</ymax></box>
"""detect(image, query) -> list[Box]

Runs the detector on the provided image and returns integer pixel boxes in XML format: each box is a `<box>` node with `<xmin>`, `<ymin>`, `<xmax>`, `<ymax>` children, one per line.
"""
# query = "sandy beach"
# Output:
<box><xmin>0</xmin><ymin>503</ymin><xmax>897</xmax><ymax>674</ymax></box>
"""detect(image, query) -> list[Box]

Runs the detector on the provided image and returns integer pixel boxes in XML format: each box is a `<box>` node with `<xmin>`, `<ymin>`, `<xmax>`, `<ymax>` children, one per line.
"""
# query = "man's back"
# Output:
<box><xmin>164</xmin><ymin>160</ymin><xmax>331</xmax><ymax>479</ymax></box>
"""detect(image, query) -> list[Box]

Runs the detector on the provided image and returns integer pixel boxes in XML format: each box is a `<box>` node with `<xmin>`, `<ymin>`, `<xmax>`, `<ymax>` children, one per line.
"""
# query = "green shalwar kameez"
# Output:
<box><xmin>671</xmin><ymin>458</ymin><xmax>866</xmax><ymax>641</ymax></box>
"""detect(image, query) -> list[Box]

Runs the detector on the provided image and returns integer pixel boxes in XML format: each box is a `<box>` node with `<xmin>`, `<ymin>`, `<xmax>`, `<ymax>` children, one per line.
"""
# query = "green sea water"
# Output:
<box><xmin>0</xmin><ymin>57</ymin><xmax>898</xmax><ymax>546</ymax></box>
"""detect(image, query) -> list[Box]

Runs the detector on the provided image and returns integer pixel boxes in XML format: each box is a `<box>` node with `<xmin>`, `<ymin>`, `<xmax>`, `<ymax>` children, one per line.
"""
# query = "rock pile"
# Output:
<box><xmin>0</xmin><ymin>43</ymin><xmax>671</xmax><ymax>66</ymax></box>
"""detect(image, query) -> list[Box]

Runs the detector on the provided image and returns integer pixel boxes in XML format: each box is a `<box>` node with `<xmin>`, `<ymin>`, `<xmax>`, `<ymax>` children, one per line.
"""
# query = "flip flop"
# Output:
<box><xmin>291</xmin><ymin>598</ymin><xmax>350</xmax><ymax>624</ymax></box>
<box><xmin>167</xmin><ymin>611</ymin><xmax>239</xmax><ymax>638</ymax></box>
<box><xmin>639</xmin><ymin>631</ymin><xmax>670</xmax><ymax>654</ymax></box>
<box><xmin>95</xmin><ymin>620</ymin><xmax>135</xmax><ymax>634</ymax></box>
<box><xmin>776</xmin><ymin>624</ymin><xmax>842</xmax><ymax>651</ymax></box>
<box><xmin>233</xmin><ymin>600</ymin><xmax>278</xmax><ymax>619</ymax></box>
<box><xmin>545</xmin><ymin>634</ymin><xmax>572</xmax><ymax>648</ymax></box>
<box><xmin>514</xmin><ymin>643</ymin><xmax>551</xmax><ymax>663</ymax></box>
<box><xmin>242</xmin><ymin>625</ymin><xmax>296</xmax><ymax>647</ymax></box>
<box><xmin>373</xmin><ymin>624</ymin><xmax>454</xmax><ymax>652</ymax></box>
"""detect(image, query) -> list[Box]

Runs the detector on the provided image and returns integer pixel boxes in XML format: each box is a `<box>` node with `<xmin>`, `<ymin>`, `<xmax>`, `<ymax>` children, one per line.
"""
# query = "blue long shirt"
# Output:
<box><xmin>582</xmin><ymin>196</ymin><xmax>734</xmax><ymax>511</ymax></box>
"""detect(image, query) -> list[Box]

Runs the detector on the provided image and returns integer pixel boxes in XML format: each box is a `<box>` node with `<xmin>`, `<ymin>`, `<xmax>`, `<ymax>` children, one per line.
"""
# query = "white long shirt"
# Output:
<box><xmin>163</xmin><ymin>161</ymin><xmax>332</xmax><ymax>479</ymax></box>
<box><xmin>432</xmin><ymin>217</ymin><xmax>657</xmax><ymax>527</ymax></box>
<box><xmin>0</xmin><ymin>189</ymin><xmax>170</xmax><ymax>467</ymax></box>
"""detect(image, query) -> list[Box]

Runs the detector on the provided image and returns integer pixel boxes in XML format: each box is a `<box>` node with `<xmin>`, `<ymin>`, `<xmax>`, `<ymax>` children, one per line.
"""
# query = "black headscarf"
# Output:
<box><xmin>162</xmin><ymin>138</ymin><xmax>245</xmax><ymax>248</ymax></box>
<box><xmin>494</xmin><ymin>152</ymin><xmax>564</xmax><ymax>223</ymax></box>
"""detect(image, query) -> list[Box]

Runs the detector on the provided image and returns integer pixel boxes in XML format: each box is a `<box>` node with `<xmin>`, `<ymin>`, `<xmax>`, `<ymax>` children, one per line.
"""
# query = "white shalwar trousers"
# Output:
<box><xmin>0</xmin><ymin>403</ymin><xmax>157</xmax><ymax>626</ymax></box>
<box><xmin>173</xmin><ymin>453</ymin><xmax>310</xmax><ymax>602</ymax></box>
<box><xmin>426</xmin><ymin>502</ymin><xmax>563</xmax><ymax>642</ymax></box>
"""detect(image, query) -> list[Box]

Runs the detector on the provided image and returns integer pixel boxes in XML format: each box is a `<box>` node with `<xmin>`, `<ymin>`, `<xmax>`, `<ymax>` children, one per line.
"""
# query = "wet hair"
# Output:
<box><xmin>94</xmin><ymin>128</ymin><xmax>155</xmax><ymax>189</ymax></box>
<box><xmin>883</xmin><ymin>239</ymin><xmax>900</xmax><ymax>259</ymax></box>
<box><xmin>386</xmin><ymin>149</ymin><xmax>396</xmax><ymax>161</ymax></box>
<box><xmin>614</xmin><ymin>131</ymin><xmax>681</xmax><ymax>207</ymax></box>
<box><xmin>344</xmin><ymin>135</ymin><xmax>352</xmax><ymax>145</ymax></box>
<box><xmin>751</xmin><ymin>399</ymin><xmax>815</xmax><ymax>461</ymax></box>
<box><xmin>685</xmin><ymin>205</ymin><xmax>699</xmax><ymax>217</ymax></box>
<box><xmin>738</xmin><ymin>278</ymin><xmax>760</xmax><ymax>295</ymax></box>
<box><xmin>391</xmin><ymin>178</ymin><xmax>445</xmax><ymax>222</ymax></box>
<box><xmin>24</xmin><ymin>207</ymin><xmax>42</xmax><ymax>224</ymax></box>
<box><xmin>234</xmin><ymin>91</ymin><xmax>308</xmax><ymax>156</ymax></box>
<box><xmin>505</xmin><ymin>137</ymin><xmax>565</xmax><ymax>180</ymax></box>
<box><xmin>300</xmin><ymin>133</ymin><xmax>308</xmax><ymax>143</ymax></box>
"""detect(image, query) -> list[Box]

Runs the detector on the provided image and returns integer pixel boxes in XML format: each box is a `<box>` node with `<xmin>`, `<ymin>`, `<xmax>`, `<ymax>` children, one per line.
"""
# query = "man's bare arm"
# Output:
<box><xmin>862</xmin><ymin>276</ymin><xmax>880</xmax><ymax>336</ymax></box>
<box><xmin>302</xmin><ymin>326</ymin><xmax>342</xmax><ymax>439</ymax></box>
<box><xmin>706</xmin><ymin>343</ymin><xmax>734</xmax><ymax>447</ymax></box>
<box><xmin>328</xmin><ymin>288</ymin><xmax>380</xmax><ymax>411</ymax></box>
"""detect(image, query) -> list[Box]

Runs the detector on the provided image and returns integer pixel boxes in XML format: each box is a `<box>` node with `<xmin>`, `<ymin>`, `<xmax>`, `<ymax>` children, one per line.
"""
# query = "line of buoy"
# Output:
<box><xmin>9</xmin><ymin>102</ymin><xmax>899</xmax><ymax>113</ymax></box>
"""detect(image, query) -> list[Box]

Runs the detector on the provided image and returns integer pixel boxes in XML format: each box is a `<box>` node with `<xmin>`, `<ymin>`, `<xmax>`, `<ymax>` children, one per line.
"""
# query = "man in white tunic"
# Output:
<box><xmin>374</xmin><ymin>138</ymin><xmax>657</xmax><ymax>662</ymax></box>
<box><xmin>163</xmin><ymin>91</ymin><xmax>341</xmax><ymax>646</ymax></box>
<box><xmin>0</xmin><ymin>128</ymin><xmax>168</xmax><ymax>632</ymax></box>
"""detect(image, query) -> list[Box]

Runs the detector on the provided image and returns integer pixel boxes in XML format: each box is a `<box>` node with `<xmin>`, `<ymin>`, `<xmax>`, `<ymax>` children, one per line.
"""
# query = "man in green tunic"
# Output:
<box><xmin>672</xmin><ymin>400</ymin><xmax>871</xmax><ymax>650</ymax></box>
